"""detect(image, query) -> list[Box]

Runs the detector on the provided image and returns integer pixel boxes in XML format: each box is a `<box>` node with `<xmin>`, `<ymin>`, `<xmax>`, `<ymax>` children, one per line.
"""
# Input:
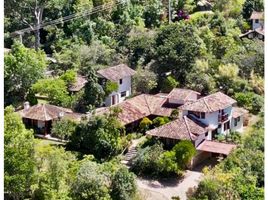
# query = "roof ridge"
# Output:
<box><xmin>203</xmin><ymin>98</ymin><xmax>212</xmax><ymax>112</ymax></box>
<box><xmin>183</xmin><ymin>116</ymin><xmax>193</xmax><ymax>141</ymax></box>
<box><xmin>143</xmin><ymin>95</ymin><xmax>153</xmax><ymax>114</ymax></box>
<box><xmin>43</xmin><ymin>104</ymin><xmax>49</xmax><ymax>121</ymax></box>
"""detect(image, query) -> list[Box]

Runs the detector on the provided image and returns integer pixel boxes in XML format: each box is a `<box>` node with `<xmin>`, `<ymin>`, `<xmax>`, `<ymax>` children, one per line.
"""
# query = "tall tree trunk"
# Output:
<box><xmin>34</xmin><ymin>6</ymin><xmax>43</xmax><ymax>50</ymax></box>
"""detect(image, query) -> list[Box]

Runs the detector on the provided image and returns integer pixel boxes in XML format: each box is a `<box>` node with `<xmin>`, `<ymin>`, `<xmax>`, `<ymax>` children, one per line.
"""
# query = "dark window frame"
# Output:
<box><xmin>121</xmin><ymin>91</ymin><xmax>127</xmax><ymax>97</ymax></box>
<box><xmin>119</xmin><ymin>79</ymin><xmax>123</xmax><ymax>84</ymax></box>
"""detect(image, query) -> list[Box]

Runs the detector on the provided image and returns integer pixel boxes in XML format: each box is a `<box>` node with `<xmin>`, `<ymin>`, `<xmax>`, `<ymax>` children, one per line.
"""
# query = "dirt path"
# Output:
<box><xmin>137</xmin><ymin>170</ymin><xmax>203</xmax><ymax>200</ymax></box>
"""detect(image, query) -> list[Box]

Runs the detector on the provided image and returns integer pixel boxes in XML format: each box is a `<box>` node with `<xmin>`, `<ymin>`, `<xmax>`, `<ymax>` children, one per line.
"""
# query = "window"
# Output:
<box><xmin>255</xmin><ymin>19</ymin><xmax>259</xmax><ymax>23</ymax></box>
<box><xmin>119</xmin><ymin>79</ymin><xmax>123</xmax><ymax>84</ymax></box>
<box><xmin>201</xmin><ymin>112</ymin><xmax>205</xmax><ymax>119</ymax></box>
<box><xmin>224</xmin><ymin>121</ymin><xmax>230</xmax><ymax>131</ymax></box>
<box><xmin>121</xmin><ymin>91</ymin><xmax>127</xmax><ymax>97</ymax></box>
<box><xmin>237</xmin><ymin>116</ymin><xmax>240</xmax><ymax>122</ymax></box>
<box><xmin>205</xmin><ymin>132</ymin><xmax>208</xmax><ymax>137</ymax></box>
<box><xmin>234</xmin><ymin>117</ymin><xmax>240</xmax><ymax>127</ymax></box>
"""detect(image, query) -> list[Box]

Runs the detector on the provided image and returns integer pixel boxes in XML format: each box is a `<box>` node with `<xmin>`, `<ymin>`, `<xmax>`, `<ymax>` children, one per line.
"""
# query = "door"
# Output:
<box><xmin>112</xmin><ymin>95</ymin><xmax>116</xmax><ymax>105</ymax></box>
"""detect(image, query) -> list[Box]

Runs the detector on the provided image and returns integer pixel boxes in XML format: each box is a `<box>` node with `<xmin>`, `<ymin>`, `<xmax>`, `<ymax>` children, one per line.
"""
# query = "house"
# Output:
<box><xmin>166</xmin><ymin>88</ymin><xmax>200</xmax><ymax>107</ymax></box>
<box><xmin>97</xmin><ymin>64</ymin><xmax>136</xmax><ymax>106</ymax></box>
<box><xmin>250</xmin><ymin>11</ymin><xmax>264</xmax><ymax>30</ymax></box>
<box><xmin>179</xmin><ymin>92</ymin><xmax>248</xmax><ymax>138</ymax></box>
<box><xmin>146</xmin><ymin>91</ymin><xmax>248</xmax><ymax>167</ymax></box>
<box><xmin>239</xmin><ymin>11</ymin><xmax>264</xmax><ymax>41</ymax></box>
<box><xmin>18</xmin><ymin>102</ymin><xmax>83</xmax><ymax>135</ymax></box>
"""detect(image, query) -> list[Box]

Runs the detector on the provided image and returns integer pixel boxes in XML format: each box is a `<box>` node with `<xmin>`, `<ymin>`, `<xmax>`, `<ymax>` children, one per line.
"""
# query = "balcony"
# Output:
<box><xmin>218</xmin><ymin>113</ymin><xmax>229</xmax><ymax>123</ymax></box>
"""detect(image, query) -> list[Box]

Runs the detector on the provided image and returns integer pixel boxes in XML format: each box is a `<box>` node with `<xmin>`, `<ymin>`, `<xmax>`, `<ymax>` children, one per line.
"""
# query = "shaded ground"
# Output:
<box><xmin>137</xmin><ymin>158</ymin><xmax>218</xmax><ymax>200</ymax></box>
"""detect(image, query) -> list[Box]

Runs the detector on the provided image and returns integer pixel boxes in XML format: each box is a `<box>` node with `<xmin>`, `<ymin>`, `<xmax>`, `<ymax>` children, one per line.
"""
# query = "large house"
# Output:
<box><xmin>97</xmin><ymin>64</ymin><xmax>136</xmax><ymax>106</ymax></box>
<box><xmin>240</xmin><ymin>11</ymin><xmax>264</xmax><ymax>41</ymax></box>
<box><xmin>18</xmin><ymin>102</ymin><xmax>83</xmax><ymax>135</ymax></box>
<box><xmin>146</xmin><ymin>91</ymin><xmax>248</xmax><ymax>166</ymax></box>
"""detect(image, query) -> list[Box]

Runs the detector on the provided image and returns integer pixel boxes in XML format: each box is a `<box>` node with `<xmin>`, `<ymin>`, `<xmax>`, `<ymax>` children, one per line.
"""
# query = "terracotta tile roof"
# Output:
<box><xmin>196</xmin><ymin>140</ymin><xmax>236</xmax><ymax>155</ymax></box>
<box><xmin>93</xmin><ymin>94</ymin><xmax>174</xmax><ymax>125</ymax></box>
<box><xmin>232</xmin><ymin>107</ymin><xmax>248</xmax><ymax>118</ymax></box>
<box><xmin>18</xmin><ymin>104</ymin><xmax>83</xmax><ymax>121</ymax></box>
<box><xmin>250</xmin><ymin>11</ymin><xmax>264</xmax><ymax>19</ymax></box>
<box><xmin>180</xmin><ymin>92</ymin><xmax>236</xmax><ymax>113</ymax></box>
<box><xmin>167</xmin><ymin>88</ymin><xmax>200</xmax><ymax>102</ymax></box>
<box><xmin>97</xmin><ymin>64</ymin><xmax>136</xmax><ymax>81</ymax></box>
<box><xmin>146</xmin><ymin>116</ymin><xmax>207</xmax><ymax>141</ymax></box>
<box><xmin>69</xmin><ymin>75</ymin><xmax>88</xmax><ymax>92</ymax></box>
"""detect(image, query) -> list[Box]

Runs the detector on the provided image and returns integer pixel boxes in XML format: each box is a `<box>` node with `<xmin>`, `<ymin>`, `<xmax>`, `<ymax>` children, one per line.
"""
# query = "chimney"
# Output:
<box><xmin>24</xmin><ymin>102</ymin><xmax>30</xmax><ymax>110</ymax></box>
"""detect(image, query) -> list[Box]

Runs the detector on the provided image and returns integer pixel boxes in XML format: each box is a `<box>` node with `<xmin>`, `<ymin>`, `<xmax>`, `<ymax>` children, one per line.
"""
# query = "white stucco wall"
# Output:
<box><xmin>231</xmin><ymin>116</ymin><xmax>244</xmax><ymax>133</ymax></box>
<box><xmin>252</xmin><ymin>19</ymin><xmax>264</xmax><ymax>30</ymax></box>
<box><xmin>183</xmin><ymin>106</ymin><xmax>233</xmax><ymax>135</ymax></box>
<box><xmin>104</xmin><ymin>76</ymin><xmax>132</xmax><ymax>106</ymax></box>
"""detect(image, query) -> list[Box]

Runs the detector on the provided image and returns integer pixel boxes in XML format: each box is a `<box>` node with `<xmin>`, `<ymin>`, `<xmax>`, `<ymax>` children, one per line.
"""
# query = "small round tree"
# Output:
<box><xmin>172</xmin><ymin>140</ymin><xmax>196</xmax><ymax>169</ymax></box>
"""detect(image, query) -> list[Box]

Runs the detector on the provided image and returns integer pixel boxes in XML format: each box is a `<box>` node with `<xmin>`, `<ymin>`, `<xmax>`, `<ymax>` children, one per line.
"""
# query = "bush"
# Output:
<box><xmin>152</xmin><ymin>116</ymin><xmax>170</xmax><ymax>127</ymax></box>
<box><xmin>161</xmin><ymin>76</ymin><xmax>179</xmax><ymax>93</ymax></box>
<box><xmin>139</xmin><ymin>117</ymin><xmax>153</xmax><ymax>132</ymax></box>
<box><xmin>51</xmin><ymin>119</ymin><xmax>77</xmax><ymax>140</ymax></box>
<box><xmin>172</xmin><ymin>140</ymin><xmax>196</xmax><ymax>169</ymax></box>
<box><xmin>131</xmin><ymin>143</ymin><xmax>164</xmax><ymax>176</ymax></box>
<box><xmin>234</xmin><ymin>92</ymin><xmax>263</xmax><ymax>114</ymax></box>
<box><xmin>157</xmin><ymin>151</ymin><xmax>180</xmax><ymax>176</ymax></box>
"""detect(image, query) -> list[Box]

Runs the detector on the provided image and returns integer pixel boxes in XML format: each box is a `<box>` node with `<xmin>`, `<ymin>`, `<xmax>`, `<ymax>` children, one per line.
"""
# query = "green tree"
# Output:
<box><xmin>51</xmin><ymin>119</ymin><xmax>77</xmax><ymax>140</ymax></box>
<box><xmin>154</xmin><ymin>22</ymin><xmax>204</xmax><ymax>83</ymax></box>
<box><xmin>143</xmin><ymin>0</ymin><xmax>164</xmax><ymax>28</ymax></box>
<box><xmin>83</xmin><ymin>67</ymin><xmax>105</xmax><ymax>109</ymax></box>
<box><xmin>32</xmin><ymin>145</ymin><xmax>77</xmax><ymax>200</ymax></box>
<box><xmin>161</xmin><ymin>76</ymin><xmax>179</xmax><ymax>93</ymax></box>
<box><xmin>104</xmin><ymin>81</ymin><xmax>119</xmax><ymax>96</ymax></box>
<box><xmin>132</xmin><ymin>67</ymin><xmax>158</xmax><ymax>94</ymax></box>
<box><xmin>60</xmin><ymin>69</ymin><xmax>77</xmax><ymax>87</ymax></box>
<box><xmin>69</xmin><ymin>110</ymin><xmax>123</xmax><ymax>160</ymax></box>
<box><xmin>4</xmin><ymin>106</ymin><xmax>35</xmax><ymax>200</ymax></box>
<box><xmin>111</xmin><ymin>167</ymin><xmax>137</xmax><ymax>200</ymax></box>
<box><xmin>72</xmin><ymin>161</ymin><xmax>112</xmax><ymax>200</ymax></box>
<box><xmin>4</xmin><ymin>42</ymin><xmax>47</xmax><ymax>106</ymax></box>
<box><xmin>31</xmin><ymin>78</ymin><xmax>71</xmax><ymax>106</ymax></box>
<box><xmin>172</xmin><ymin>140</ymin><xmax>196</xmax><ymax>169</ymax></box>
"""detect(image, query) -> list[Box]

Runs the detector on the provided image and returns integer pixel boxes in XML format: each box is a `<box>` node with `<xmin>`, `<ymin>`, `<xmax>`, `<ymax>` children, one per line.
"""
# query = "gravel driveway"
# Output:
<box><xmin>137</xmin><ymin>170</ymin><xmax>203</xmax><ymax>200</ymax></box>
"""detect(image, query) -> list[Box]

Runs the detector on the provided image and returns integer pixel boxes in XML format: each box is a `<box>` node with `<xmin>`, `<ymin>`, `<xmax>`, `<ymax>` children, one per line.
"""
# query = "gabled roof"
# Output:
<box><xmin>250</xmin><ymin>11</ymin><xmax>264</xmax><ymax>20</ymax></box>
<box><xmin>232</xmin><ymin>107</ymin><xmax>248</xmax><ymax>118</ymax></box>
<box><xmin>97</xmin><ymin>64</ymin><xmax>136</xmax><ymax>81</ymax></box>
<box><xmin>167</xmin><ymin>88</ymin><xmax>200</xmax><ymax>102</ymax></box>
<box><xmin>93</xmin><ymin>94</ymin><xmax>174</xmax><ymax>125</ymax></box>
<box><xmin>180</xmin><ymin>92</ymin><xmax>236</xmax><ymax>113</ymax></box>
<box><xmin>18</xmin><ymin>104</ymin><xmax>82</xmax><ymax>121</ymax></box>
<box><xmin>146</xmin><ymin>116</ymin><xmax>207</xmax><ymax>141</ymax></box>
<box><xmin>196</xmin><ymin>140</ymin><xmax>236</xmax><ymax>155</ymax></box>
<box><xmin>69</xmin><ymin>75</ymin><xmax>88</xmax><ymax>92</ymax></box>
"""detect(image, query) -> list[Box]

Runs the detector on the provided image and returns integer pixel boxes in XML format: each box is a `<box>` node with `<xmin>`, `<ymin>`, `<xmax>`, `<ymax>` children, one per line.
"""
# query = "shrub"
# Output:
<box><xmin>161</xmin><ymin>76</ymin><xmax>179</xmax><ymax>93</ymax></box>
<box><xmin>139</xmin><ymin>117</ymin><xmax>153</xmax><ymax>132</ymax></box>
<box><xmin>104</xmin><ymin>80</ymin><xmax>119</xmax><ymax>96</ymax></box>
<box><xmin>234</xmin><ymin>92</ymin><xmax>263</xmax><ymax>114</ymax></box>
<box><xmin>131</xmin><ymin>143</ymin><xmax>164</xmax><ymax>176</ymax></box>
<box><xmin>152</xmin><ymin>116</ymin><xmax>170</xmax><ymax>127</ymax></box>
<box><xmin>172</xmin><ymin>140</ymin><xmax>196</xmax><ymax>169</ymax></box>
<box><xmin>51</xmin><ymin>119</ymin><xmax>77</xmax><ymax>140</ymax></box>
<box><xmin>157</xmin><ymin>151</ymin><xmax>180</xmax><ymax>176</ymax></box>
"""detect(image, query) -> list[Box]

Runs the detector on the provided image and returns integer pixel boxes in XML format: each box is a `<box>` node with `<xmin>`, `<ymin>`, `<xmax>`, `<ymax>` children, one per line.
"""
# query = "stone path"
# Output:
<box><xmin>121</xmin><ymin>136</ymin><xmax>146</xmax><ymax>167</ymax></box>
